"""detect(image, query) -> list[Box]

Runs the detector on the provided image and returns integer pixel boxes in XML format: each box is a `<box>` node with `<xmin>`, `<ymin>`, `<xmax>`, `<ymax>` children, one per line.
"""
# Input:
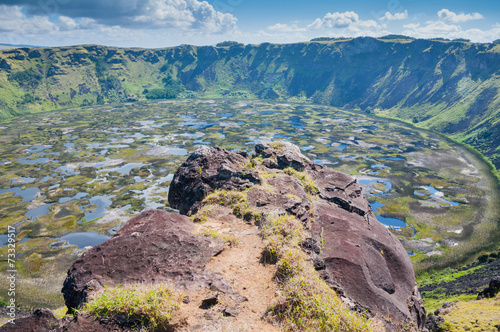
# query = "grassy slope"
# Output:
<box><xmin>0</xmin><ymin>38</ymin><xmax>499</xmax><ymax>168</ymax></box>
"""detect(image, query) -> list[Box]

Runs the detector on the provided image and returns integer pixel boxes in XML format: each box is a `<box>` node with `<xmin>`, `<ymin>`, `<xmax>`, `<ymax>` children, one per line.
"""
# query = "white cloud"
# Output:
<box><xmin>307</xmin><ymin>18</ymin><xmax>324</xmax><ymax>30</ymax></box>
<box><xmin>0</xmin><ymin>5</ymin><xmax>24</xmax><ymax>32</ymax></box>
<box><xmin>132</xmin><ymin>0</ymin><xmax>195</xmax><ymax>28</ymax></box>
<box><xmin>1</xmin><ymin>1</ymin><xmax>237</xmax><ymax>37</ymax></box>
<box><xmin>0</xmin><ymin>3</ymin><xmax>238</xmax><ymax>47</ymax></box>
<box><xmin>355</xmin><ymin>20</ymin><xmax>380</xmax><ymax>29</ymax></box>
<box><xmin>58</xmin><ymin>17</ymin><xmax>78</xmax><ymax>31</ymax></box>
<box><xmin>403</xmin><ymin>23</ymin><xmax>420</xmax><ymax>30</ymax></box>
<box><xmin>268</xmin><ymin>23</ymin><xmax>305</xmax><ymax>33</ymax></box>
<box><xmin>58</xmin><ymin>16</ymin><xmax>99</xmax><ymax>31</ymax></box>
<box><xmin>0</xmin><ymin>5</ymin><xmax>55</xmax><ymax>34</ymax></box>
<box><xmin>7</xmin><ymin>0</ymin><xmax>237</xmax><ymax>32</ymax></box>
<box><xmin>124</xmin><ymin>0</ymin><xmax>237</xmax><ymax>32</ymax></box>
<box><xmin>190</xmin><ymin>0</ymin><xmax>237</xmax><ymax>32</ymax></box>
<box><xmin>305</xmin><ymin>11</ymin><xmax>384</xmax><ymax>36</ymax></box>
<box><xmin>402</xmin><ymin>20</ymin><xmax>500</xmax><ymax>42</ymax></box>
<box><xmin>308</xmin><ymin>11</ymin><xmax>360</xmax><ymax>30</ymax></box>
<box><xmin>437</xmin><ymin>9</ymin><xmax>484</xmax><ymax>23</ymax></box>
<box><xmin>380</xmin><ymin>10</ymin><xmax>408</xmax><ymax>21</ymax></box>
<box><xmin>403</xmin><ymin>21</ymin><xmax>461</xmax><ymax>37</ymax></box>
<box><xmin>459</xmin><ymin>27</ymin><xmax>500</xmax><ymax>42</ymax></box>
<box><xmin>79</xmin><ymin>18</ymin><xmax>99</xmax><ymax>30</ymax></box>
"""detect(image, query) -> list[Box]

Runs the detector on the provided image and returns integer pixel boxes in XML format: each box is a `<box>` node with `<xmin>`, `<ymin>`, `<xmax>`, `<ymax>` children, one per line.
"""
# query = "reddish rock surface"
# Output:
<box><xmin>0</xmin><ymin>309</ymin><xmax>58</xmax><ymax>332</ymax></box>
<box><xmin>62</xmin><ymin>209</ymin><xmax>246</xmax><ymax>312</ymax></box>
<box><xmin>168</xmin><ymin>146</ymin><xmax>260</xmax><ymax>215</ymax></box>
<box><xmin>0</xmin><ymin>309</ymin><xmax>143</xmax><ymax>332</ymax></box>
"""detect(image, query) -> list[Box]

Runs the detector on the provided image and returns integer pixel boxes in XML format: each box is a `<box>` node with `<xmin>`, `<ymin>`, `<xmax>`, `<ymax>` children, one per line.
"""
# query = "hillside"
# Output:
<box><xmin>0</xmin><ymin>37</ymin><xmax>499</xmax><ymax>167</ymax></box>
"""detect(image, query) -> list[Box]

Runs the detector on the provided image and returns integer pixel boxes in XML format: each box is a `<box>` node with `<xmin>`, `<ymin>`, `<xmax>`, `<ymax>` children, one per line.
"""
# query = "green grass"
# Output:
<box><xmin>422</xmin><ymin>293</ymin><xmax>477</xmax><ymax>313</ymax></box>
<box><xmin>283</xmin><ymin>167</ymin><xmax>320</xmax><ymax>195</ymax></box>
<box><xmin>261</xmin><ymin>214</ymin><xmax>374</xmax><ymax>331</ymax></box>
<box><xmin>417</xmin><ymin>266</ymin><xmax>484</xmax><ymax>287</ymax></box>
<box><xmin>197</xmin><ymin>228</ymin><xmax>240</xmax><ymax>247</ymax></box>
<box><xmin>80</xmin><ymin>283</ymin><xmax>180</xmax><ymax>330</ymax></box>
<box><xmin>202</xmin><ymin>189</ymin><xmax>263</xmax><ymax>222</ymax></box>
<box><xmin>203</xmin><ymin>189</ymin><xmax>246</xmax><ymax>206</ymax></box>
<box><xmin>438</xmin><ymin>297</ymin><xmax>500</xmax><ymax>331</ymax></box>
<box><xmin>190</xmin><ymin>203</ymin><xmax>219</xmax><ymax>223</ymax></box>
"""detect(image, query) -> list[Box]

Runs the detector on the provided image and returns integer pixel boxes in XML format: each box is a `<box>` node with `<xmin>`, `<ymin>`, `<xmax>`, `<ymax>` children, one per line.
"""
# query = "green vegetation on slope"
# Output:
<box><xmin>417</xmin><ymin>248</ymin><xmax>500</xmax><ymax>311</ymax></box>
<box><xmin>0</xmin><ymin>37</ymin><xmax>499</xmax><ymax>169</ymax></box>
<box><xmin>262</xmin><ymin>214</ymin><xmax>374</xmax><ymax>332</ymax></box>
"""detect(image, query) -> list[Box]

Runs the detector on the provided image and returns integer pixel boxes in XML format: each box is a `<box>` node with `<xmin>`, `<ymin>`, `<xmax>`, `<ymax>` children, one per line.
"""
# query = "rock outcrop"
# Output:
<box><xmin>7</xmin><ymin>142</ymin><xmax>426</xmax><ymax>331</ymax></box>
<box><xmin>168</xmin><ymin>146</ymin><xmax>260</xmax><ymax>215</ymax></box>
<box><xmin>0</xmin><ymin>309</ymin><xmax>58</xmax><ymax>332</ymax></box>
<box><xmin>169</xmin><ymin>142</ymin><xmax>426</xmax><ymax>331</ymax></box>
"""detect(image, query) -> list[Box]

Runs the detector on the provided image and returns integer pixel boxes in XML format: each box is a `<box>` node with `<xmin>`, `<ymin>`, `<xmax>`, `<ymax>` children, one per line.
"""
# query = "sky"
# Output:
<box><xmin>0</xmin><ymin>0</ymin><xmax>499</xmax><ymax>48</ymax></box>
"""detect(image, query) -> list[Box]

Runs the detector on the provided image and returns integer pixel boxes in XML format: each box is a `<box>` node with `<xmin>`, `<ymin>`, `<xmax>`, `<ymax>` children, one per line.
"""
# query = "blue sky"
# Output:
<box><xmin>0</xmin><ymin>0</ymin><xmax>498</xmax><ymax>47</ymax></box>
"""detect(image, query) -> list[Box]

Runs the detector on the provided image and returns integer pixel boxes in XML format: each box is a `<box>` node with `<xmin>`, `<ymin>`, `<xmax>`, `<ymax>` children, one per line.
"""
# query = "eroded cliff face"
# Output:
<box><xmin>4</xmin><ymin>142</ymin><xmax>426</xmax><ymax>331</ymax></box>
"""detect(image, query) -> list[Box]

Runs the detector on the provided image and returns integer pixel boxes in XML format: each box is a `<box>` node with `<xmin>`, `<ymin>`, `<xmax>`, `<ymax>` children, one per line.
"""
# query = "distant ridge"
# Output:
<box><xmin>0</xmin><ymin>43</ymin><xmax>39</xmax><ymax>49</ymax></box>
<box><xmin>0</xmin><ymin>37</ymin><xmax>499</xmax><ymax>169</ymax></box>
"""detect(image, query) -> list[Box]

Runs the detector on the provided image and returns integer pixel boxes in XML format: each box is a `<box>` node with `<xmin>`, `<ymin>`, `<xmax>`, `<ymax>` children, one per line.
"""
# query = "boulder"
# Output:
<box><xmin>425</xmin><ymin>301</ymin><xmax>458</xmax><ymax>331</ymax></box>
<box><xmin>477</xmin><ymin>276</ymin><xmax>500</xmax><ymax>299</ymax></box>
<box><xmin>168</xmin><ymin>142</ymin><xmax>427</xmax><ymax>331</ymax></box>
<box><xmin>62</xmin><ymin>209</ymin><xmax>245</xmax><ymax>312</ymax></box>
<box><xmin>168</xmin><ymin>146</ymin><xmax>260</xmax><ymax>215</ymax></box>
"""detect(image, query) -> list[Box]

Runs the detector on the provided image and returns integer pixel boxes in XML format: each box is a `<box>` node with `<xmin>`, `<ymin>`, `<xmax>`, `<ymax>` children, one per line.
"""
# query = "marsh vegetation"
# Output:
<box><xmin>0</xmin><ymin>99</ymin><xmax>498</xmax><ymax>308</ymax></box>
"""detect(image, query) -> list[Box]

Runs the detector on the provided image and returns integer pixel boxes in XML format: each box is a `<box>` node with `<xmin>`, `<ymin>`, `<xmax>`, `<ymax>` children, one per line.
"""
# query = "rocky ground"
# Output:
<box><xmin>420</xmin><ymin>259</ymin><xmax>500</xmax><ymax>296</ymax></box>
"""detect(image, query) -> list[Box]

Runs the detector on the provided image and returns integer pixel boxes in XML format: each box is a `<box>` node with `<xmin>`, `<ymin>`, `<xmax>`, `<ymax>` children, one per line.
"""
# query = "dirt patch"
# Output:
<box><xmin>176</xmin><ymin>208</ymin><xmax>280</xmax><ymax>331</ymax></box>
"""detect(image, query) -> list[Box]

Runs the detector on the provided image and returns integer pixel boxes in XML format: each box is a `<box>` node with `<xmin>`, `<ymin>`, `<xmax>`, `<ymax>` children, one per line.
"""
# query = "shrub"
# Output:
<box><xmin>191</xmin><ymin>204</ymin><xmax>219</xmax><ymax>222</ymax></box>
<box><xmin>216</xmin><ymin>41</ymin><xmax>244</xmax><ymax>47</ymax></box>
<box><xmin>8</xmin><ymin>69</ymin><xmax>42</xmax><ymax>89</ymax></box>
<box><xmin>269</xmin><ymin>275</ymin><xmax>372</xmax><ymax>332</ymax></box>
<box><xmin>275</xmin><ymin>248</ymin><xmax>307</xmax><ymax>282</ymax></box>
<box><xmin>202</xmin><ymin>189</ymin><xmax>263</xmax><ymax>222</ymax></box>
<box><xmin>144</xmin><ymin>75</ymin><xmax>184</xmax><ymax>100</ymax></box>
<box><xmin>203</xmin><ymin>189</ymin><xmax>246</xmax><ymax>206</ymax></box>
<box><xmin>80</xmin><ymin>283</ymin><xmax>180</xmax><ymax>330</ymax></box>
<box><xmin>478</xmin><ymin>254</ymin><xmax>489</xmax><ymax>263</ymax></box>
<box><xmin>232</xmin><ymin>201</ymin><xmax>263</xmax><ymax>222</ymax></box>
<box><xmin>262</xmin><ymin>214</ymin><xmax>305</xmax><ymax>247</ymax></box>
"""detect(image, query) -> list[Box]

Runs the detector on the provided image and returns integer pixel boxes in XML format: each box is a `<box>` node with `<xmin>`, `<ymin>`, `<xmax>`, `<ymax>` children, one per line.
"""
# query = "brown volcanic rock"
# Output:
<box><xmin>54</xmin><ymin>314</ymin><xmax>135</xmax><ymax>331</ymax></box>
<box><xmin>62</xmin><ymin>209</ymin><xmax>245</xmax><ymax>312</ymax></box>
<box><xmin>310</xmin><ymin>201</ymin><xmax>426</xmax><ymax>330</ymax></box>
<box><xmin>255</xmin><ymin>141</ymin><xmax>311</xmax><ymax>171</ymax></box>
<box><xmin>246</xmin><ymin>173</ymin><xmax>313</xmax><ymax>223</ymax></box>
<box><xmin>1</xmin><ymin>310</ymin><xmax>141</xmax><ymax>332</ymax></box>
<box><xmin>0</xmin><ymin>308</ymin><xmax>58</xmax><ymax>332</ymax></box>
<box><xmin>168</xmin><ymin>146</ymin><xmax>260</xmax><ymax>215</ymax></box>
<box><xmin>168</xmin><ymin>142</ymin><xmax>426</xmax><ymax>331</ymax></box>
